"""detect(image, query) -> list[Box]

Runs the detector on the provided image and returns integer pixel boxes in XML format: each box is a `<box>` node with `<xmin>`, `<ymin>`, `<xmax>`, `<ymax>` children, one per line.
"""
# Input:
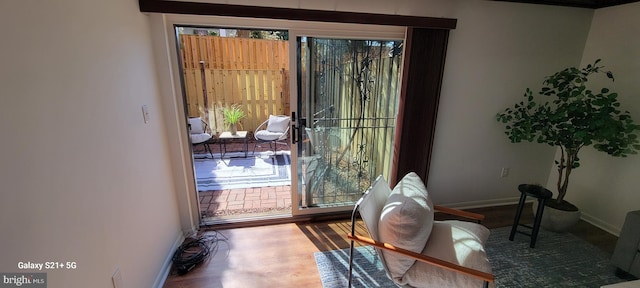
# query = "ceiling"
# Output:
<box><xmin>492</xmin><ymin>0</ymin><xmax>640</xmax><ymax>8</ymax></box>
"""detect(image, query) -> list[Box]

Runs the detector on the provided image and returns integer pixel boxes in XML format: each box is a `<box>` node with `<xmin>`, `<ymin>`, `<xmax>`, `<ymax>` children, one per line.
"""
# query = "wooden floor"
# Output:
<box><xmin>163</xmin><ymin>203</ymin><xmax>621</xmax><ymax>288</ymax></box>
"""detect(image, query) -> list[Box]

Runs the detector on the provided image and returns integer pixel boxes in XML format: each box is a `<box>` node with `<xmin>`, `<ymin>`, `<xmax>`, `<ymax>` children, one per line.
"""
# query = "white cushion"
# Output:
<box><xmin>266</xmin><ymin>115</ymin><xmax>289</xmax><ymax>133</ymax></box>
<box><xmin>191</xmin><ymin>133</ymin><xmax>212</xmax><ymax>144</ymax></box>
<box><xmin>401</xmin><ymin>220</ymin><xmax>492</xmax><ymax>287</ymax></box>
<box><xmin>189</xmin><ymin>118</ymin><xmax>205</xmax><ymax>134</ymax></box>
<box><xmin>255</xmin><ymin>130</ymin><xmax>284</xmax><ymax>141</ymax></box>
<box><xmin>378</xmin><ymin>172</ymin><xmax>434</xmax><ymax>280</ymax></box>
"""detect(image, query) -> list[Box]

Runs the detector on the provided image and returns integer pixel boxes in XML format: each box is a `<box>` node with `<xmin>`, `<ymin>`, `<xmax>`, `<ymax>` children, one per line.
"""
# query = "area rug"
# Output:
<box><xmin>314</xmin><ymin>226</ymin><xmax>626</xmax><ymax>288</ymax></box>
<box><xmin>193</xmin><ymin>152</ymin><xmax>291</xmax><ymax>191</ymax></box>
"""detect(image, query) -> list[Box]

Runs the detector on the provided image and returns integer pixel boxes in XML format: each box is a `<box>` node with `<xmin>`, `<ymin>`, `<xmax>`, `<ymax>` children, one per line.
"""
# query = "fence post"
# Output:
<box><xmin>199</xmin><ymin>60</ymin><xmax>210</xmax><ymax>124</ymax></box>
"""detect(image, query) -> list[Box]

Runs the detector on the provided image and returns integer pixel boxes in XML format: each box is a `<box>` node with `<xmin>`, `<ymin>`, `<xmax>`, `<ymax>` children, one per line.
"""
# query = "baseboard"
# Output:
<box><xmin>580</xmin><ymin>211</ymin><xmax>621</xmax><ymax>237</ymax></box>
<box><xmin>153</xmin><ymin>232</ymin><xmax>185</xmax><ymax>288</ymax></box>
<box><xmin>439</xmin><ymin>196</ymin><xmax>523</xmax><ymax>210</ymax></box>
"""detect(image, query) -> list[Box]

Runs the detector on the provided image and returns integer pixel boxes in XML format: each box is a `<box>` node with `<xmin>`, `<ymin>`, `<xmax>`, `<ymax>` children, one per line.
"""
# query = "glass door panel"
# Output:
<box><xmin>295</xmin><ymin>37</ymin><xmax>403</xmax><ymax>211</ymax></box>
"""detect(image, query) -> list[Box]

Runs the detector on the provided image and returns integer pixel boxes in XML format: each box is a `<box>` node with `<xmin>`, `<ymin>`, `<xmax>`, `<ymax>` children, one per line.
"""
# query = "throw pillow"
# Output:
<box><xmin>188</xmin><ymin>118</ymin><xmax>205</xmax><ymax>134</ymax></box>
<box><xmin>378</xmin><ymin>172</ymin><xmax>434</xmax><ymax>280</ymax></box>
<box><xmin>266</xmin><ymin>115</ymin><xmax>289</xmax><ymax>133</ymax></box>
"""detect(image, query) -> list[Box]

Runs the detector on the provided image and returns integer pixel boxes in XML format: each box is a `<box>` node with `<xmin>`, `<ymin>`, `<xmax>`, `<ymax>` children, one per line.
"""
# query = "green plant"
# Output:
<box><xmin>222</xmin><ymin>104</ymin><xmax>246</xmax><ymax>126</ymax></box>
<box><xmin>497</xmin><ymin>59</ymin><xmax>640</xmax><ymax>209</ymax></box>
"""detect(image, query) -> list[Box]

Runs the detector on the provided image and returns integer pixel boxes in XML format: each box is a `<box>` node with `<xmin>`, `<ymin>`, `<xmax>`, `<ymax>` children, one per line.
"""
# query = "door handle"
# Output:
<box><xmin>291</xmin><ymin>123</ymin><xmax>297</xmax><ymax>144</ymax></box>
<box><xmin>291</xmin><ymin>111</ymin><xmax>297</xmax><ymax>144</ymax></box>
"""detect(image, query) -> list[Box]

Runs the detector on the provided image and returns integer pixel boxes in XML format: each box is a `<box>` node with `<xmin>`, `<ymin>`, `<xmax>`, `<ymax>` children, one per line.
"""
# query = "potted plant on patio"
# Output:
<box><xmin>222</xmin><ymin>104</ymin><xmax>246</xmax><ymax>135</ymax></box>
<box><xmin>496</xmin><ymin>59</ymin><xmax>640</xmax><ymax>231</ymax></box>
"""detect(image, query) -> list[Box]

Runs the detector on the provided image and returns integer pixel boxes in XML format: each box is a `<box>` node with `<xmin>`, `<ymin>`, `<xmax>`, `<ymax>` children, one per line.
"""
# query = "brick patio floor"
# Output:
<box><xmin>194</xmin><ymin>135</ymin><xmax>293</xmax><ymax>221</ymax></box>
<box><xmin>199</xmin><ymin>185</ymin><xmax>292</xmax><ymax>219</ymax></box>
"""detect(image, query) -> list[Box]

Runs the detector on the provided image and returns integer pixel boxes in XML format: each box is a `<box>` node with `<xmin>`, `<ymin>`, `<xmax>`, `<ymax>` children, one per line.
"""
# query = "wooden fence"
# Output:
<box><xmin>180</xmin><ymin>35</ymin><xmax>290</xmax><ymax>134</ymax></box>
<box><xmin>334</xmin><ymin>56</ymin><xmax>400</xmax><ymax>184</ymax></box>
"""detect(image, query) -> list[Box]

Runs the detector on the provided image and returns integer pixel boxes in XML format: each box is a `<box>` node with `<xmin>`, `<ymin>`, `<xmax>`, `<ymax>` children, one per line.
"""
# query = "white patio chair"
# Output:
<box><xmin>188</xmin><ymin>117</ymin><xmax>214</xmax><ymax>158</ymax></box>
<box><xmin>253</xmin><ymin>115</ymin><xmax>290</xmax><ymax>155</ymax></box>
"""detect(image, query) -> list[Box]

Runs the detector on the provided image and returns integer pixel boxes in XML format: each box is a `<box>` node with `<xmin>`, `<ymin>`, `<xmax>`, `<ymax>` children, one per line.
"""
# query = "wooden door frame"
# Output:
<box><xmin>139</xmin><ymin>0</ymin><xmax>456</xmax><ymax>29</ymax></box>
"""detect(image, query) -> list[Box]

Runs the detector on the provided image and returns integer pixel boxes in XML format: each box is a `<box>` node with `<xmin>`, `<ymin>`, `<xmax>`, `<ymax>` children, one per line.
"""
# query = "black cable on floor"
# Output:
<box><xmin>172</xmin><ymin>231</ymin><xmax>227</xmax><ymax>275</ymax></box>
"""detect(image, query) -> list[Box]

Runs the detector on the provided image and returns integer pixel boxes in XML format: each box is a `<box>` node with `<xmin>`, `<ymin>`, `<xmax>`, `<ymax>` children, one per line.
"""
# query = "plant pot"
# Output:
<box><xmin>229</xmin><ymin>123</ymin><xmax>237</xmax><ymax>135</ymax></box>
<box><xmin>533</xmin><ymin>200</ymin><xmax>581</xmax><ymax>232</ymax></box>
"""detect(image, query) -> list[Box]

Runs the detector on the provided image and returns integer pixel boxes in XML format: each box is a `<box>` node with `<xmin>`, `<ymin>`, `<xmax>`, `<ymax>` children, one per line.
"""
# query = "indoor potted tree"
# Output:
<box><xmin>497</xmin><ymin>59</ymin><xmax>640</xmax><ymax>231</ymax></box>
<box><xmin>222</xmin><ymin>104</ymin><xmax>246</xmax><ymax>135</ymax></box>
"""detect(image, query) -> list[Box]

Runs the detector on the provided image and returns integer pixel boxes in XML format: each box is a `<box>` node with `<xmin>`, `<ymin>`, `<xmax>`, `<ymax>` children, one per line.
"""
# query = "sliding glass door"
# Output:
<box><xmin>165</xmin><ymin>12</ymin><xmax>406</xmax><ymax>222</ymax></box>
<box><xmin>292</xmin><ymin>36</ymin><xmax>404</xmax><ymax>213</ymax></box>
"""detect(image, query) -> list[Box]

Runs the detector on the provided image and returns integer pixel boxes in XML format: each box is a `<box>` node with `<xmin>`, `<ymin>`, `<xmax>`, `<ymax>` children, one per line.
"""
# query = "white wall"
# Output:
<box><xmin>0</xmin><ymin>0</ymin><xmax>182</xmax><ymax>287</ymax></box>
<box><xmin>545</xmin><ymin>2</ymin><xmax>640</xmax><ymax>234</ymax></box>
<box><xmin>428</xmin><ymin>1</ymin><xmax>593</xmax><ymax>207</ymax></box>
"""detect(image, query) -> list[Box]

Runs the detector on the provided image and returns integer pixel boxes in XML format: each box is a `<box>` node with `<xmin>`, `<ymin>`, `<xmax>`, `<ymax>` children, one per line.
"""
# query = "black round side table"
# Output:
<box><xmin>509</xmin><ymin>184</ymin><xmax>553</xmax><ymax>248</ymax></box>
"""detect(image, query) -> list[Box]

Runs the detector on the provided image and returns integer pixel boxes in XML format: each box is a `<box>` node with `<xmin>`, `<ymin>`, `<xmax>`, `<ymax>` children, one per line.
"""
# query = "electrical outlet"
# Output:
<box><xmin>501</xmin><ymin>167</ymin><xmax>510</xmax><ymax>178</ymax></box>
<box><xmin>112</xmin><ymin>268</ymin><xmax>123</xmax><ymax>288</ymax></box>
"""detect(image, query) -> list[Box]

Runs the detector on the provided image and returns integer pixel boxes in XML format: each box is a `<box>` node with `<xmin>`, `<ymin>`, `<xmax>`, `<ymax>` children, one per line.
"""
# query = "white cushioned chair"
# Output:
<box><xmin>188</xmin><ymin>117</ymin><xmax>214</xmax><ymax>158</ymax></box>
<box><xmin>253</xmin><ymin>115</ymin><xmax>290</xmax><ymax>155</ymax></box>
<box><xmin>348</xmin><ymin>172</ymin><xmax>494</xmax><ymax>288</ymax></box>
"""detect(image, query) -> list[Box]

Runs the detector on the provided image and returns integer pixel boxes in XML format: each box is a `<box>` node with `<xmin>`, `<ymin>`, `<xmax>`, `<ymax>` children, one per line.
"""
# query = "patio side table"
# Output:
<box><xmin>218</xmin><ymin>131</ymin><xmax>248</xmax><ymax>158</ymax></box>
